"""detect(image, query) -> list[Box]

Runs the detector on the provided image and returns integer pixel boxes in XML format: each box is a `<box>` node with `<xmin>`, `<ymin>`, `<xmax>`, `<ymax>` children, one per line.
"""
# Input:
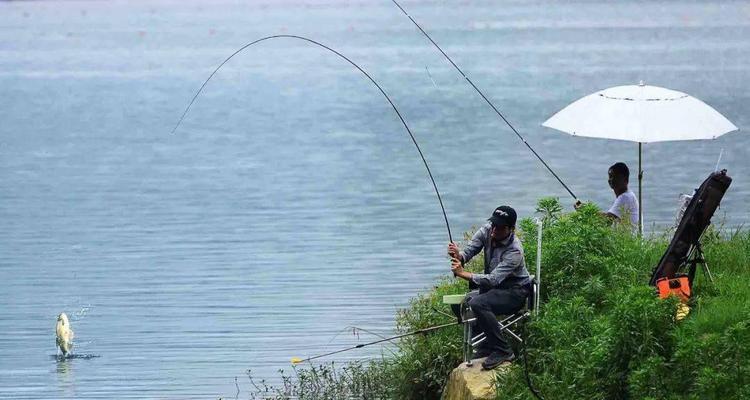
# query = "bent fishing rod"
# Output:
<box><xmin>291</xmin><ymin>320</ymin><xmax>458</xmax><ymax>364</ymax></box>
<box><xmin>171</xmin><ymin>34</ymin><xmax>453</xmax><ymax>243</ymax></box>
<box><xmin>390</xmin><ymin>0</ymin><xmax>578</xmax><ymax>201</ymax></box>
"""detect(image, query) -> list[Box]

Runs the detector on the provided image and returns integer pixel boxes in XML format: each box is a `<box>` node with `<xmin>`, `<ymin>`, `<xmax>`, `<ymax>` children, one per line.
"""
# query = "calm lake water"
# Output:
<box><xmin>1</xmin><ymin>0</ymin><xmax>748</xmax><ymax>398</ymax></box>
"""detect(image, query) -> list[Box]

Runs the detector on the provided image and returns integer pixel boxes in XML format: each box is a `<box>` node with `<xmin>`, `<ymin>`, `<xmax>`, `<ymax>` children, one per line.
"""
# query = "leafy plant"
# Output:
<box><xmin>496</xmin><ymin>200</ymin><xmax>750</xmax><ymax>400</ymax></box>
<box><xmin>244</xmin><ymin>199</ymin><xmax>750</xmax><ymax>400</ymax></box>
<box><xmin>535</xmin><ymin>197</ymin><xmax>564</xmax><ymax>227</ymax></box>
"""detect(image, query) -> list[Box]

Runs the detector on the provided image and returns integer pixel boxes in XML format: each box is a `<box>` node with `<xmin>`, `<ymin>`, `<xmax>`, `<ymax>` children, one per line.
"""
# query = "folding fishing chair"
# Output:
<box><xmin>443</xmin><ymin>219</ymin><xmax>543</xmax><ymax>366</ymax></box>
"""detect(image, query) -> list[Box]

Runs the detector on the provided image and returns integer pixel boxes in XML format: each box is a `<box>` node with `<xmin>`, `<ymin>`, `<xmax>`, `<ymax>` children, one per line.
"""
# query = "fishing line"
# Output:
<box><xmin>325</xmin><ymin>326</ymin><xmax>399</xmax><ymax>348</ymax></box>
<box><xmin>425</xmin><ymin>66</ymin><xmax>438</xmax><ymax>88</ymax></box>
<box><xmin>390</xmin><ymin>0</ymin><xmax>578</xmax><ymax>201</ymax></box>
<box><xmin>291</xmin><ymin>320</ymin><xmax>458</xmax><ymax>364</ymax></box>
<box><xmin>714</xmin><ymin>148</ymin><xmax>724</xmax><ymax>172</ymax></box>
<box><xmin>323</xmin><ymin>326</ymin><xmax>400</xmax><ymax>358</ymax></box>
<box><xmin>172</xmin><ymin>34</ymin><xmax>453</xmax><ymax>243</ymax></box>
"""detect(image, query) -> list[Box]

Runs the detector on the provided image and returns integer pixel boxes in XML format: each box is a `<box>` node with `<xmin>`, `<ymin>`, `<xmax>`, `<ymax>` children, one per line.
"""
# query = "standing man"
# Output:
<box><xmin>447</xmin><ymin>205</ymin><xmax>531</xmax><ymax>370</ymax></box>
<box><xmin>577</xmin><ymin>162</ymin><xmax>639</xmax><ymax>228</ymax></box>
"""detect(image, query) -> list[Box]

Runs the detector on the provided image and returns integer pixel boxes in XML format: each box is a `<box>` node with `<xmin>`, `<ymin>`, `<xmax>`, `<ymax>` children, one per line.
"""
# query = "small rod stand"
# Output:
<box><xmin>688</xmin><ymin>242</ymin><xmax>714</xmax><ymax>284</ymax></box>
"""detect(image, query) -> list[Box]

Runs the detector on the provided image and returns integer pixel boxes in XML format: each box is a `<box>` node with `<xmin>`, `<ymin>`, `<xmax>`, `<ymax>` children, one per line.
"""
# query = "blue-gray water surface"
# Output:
<box><xmin>1</xmin><ymin>1</ymin><xmax>748</xmax><ymax>398</ymax></box>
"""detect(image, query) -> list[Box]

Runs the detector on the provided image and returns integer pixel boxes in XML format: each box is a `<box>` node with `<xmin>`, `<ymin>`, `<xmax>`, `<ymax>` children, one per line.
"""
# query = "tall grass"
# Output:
<box><xmin>498</xmin><ymin>199</ymin><xmax>750</xmax><ymax>400</ymax></box>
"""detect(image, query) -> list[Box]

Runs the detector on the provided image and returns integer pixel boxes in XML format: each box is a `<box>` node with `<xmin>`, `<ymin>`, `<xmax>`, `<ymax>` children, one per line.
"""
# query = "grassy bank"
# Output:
<box><xmin>498</xmin><ymin>199</ymin><xmax>750</xmax><ymax>400</ymax></box>
<box><xmin>246</xmin><ymin>198</ymin><xmax>750</xmax><ymax>399</ymax></box>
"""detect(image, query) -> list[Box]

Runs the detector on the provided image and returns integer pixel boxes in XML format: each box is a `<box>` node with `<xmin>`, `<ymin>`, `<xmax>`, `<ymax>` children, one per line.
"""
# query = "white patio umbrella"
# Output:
<box><xmin>542</xmin><ymin>82</ymin><xmax>738</xmax><ymax>234</ymax></box>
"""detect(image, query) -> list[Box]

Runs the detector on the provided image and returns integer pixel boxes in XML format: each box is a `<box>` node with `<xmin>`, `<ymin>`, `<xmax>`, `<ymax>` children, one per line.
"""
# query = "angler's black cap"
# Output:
<box><xmin>488</xmin><ymin>205</ymin><xmax>517</xmax><ymax>227</ymax></box>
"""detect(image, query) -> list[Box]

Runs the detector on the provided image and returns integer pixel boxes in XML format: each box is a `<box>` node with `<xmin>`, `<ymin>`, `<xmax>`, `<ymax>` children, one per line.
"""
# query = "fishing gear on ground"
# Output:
<box><xmin>650</xmin><ymin>169</ymin><xmax>731</xmax><ymax>306</ymax></box>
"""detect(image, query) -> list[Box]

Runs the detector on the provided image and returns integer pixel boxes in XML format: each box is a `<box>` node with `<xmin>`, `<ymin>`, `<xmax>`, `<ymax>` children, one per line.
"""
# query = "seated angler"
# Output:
<box><xmin>447</xmin><ymin>205</ymin><xmax>531</xmax><ymax>370</ymax></box>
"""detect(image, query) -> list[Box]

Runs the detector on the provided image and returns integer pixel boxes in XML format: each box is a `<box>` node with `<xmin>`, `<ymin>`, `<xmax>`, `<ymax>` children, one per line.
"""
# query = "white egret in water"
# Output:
<box><xmin>56</xmin><ymin>313</ymin><xmax>74</xmax><ymax>357</ymax></box>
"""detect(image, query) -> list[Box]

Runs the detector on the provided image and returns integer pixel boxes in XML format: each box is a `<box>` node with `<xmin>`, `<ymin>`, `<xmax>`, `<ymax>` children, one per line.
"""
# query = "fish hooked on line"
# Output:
<box><xmin>55</xmin><ymin>313</ymin><xmax>74</xmax><ymax>358</ymax></box>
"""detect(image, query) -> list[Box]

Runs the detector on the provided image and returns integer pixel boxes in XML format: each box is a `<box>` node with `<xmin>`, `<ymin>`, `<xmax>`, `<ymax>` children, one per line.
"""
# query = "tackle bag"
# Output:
<box><xmin>649</xmin><ymin>169</ymin><xmax>732</xmax><ymax>288</ymax></box>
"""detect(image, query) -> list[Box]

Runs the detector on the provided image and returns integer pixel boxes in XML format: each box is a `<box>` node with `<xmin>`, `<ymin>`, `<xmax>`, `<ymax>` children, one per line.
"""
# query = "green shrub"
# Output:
<box><xmin>247</xmin><ymin>198</ymin><xmax>750</xmax><ymax>400</ymax></box>
<box><xmin>497</xmin><ymin>198</ymin><xmax>750</xmax><ymax>400</ymax></box>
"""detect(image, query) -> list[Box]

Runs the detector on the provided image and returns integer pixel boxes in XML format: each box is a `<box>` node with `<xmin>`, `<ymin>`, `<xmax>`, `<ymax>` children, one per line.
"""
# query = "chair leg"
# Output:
<box><xmin>470</xmin><ymin>312</ymin><xmax>528</xmax><ymax>355</ymax></box>
<box><xmin>461</xmin><ymin>303</ymin><xmax>473</xmax><ymax>366</ymax></box>
<box><xmin>462</xmin><ymin>306</ymin><xmax>531</xmax><ymax>364</ymax></box>
<box><xmin>471</xmin><ymin>332</ymin><xmax>486</xmax><ymax>347</ymax></box>
<box><xmin>502</xmin><ymin>313</ymin><xmax>529</xmax><ymax>343</ymax></box>
<box><xmin>463</xmin><ymin>320</ymin><xmax>474</xmax><ymax>366</ymax></box>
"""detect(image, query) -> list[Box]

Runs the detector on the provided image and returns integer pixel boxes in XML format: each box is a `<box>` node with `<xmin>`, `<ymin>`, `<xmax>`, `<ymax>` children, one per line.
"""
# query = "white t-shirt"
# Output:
<box><xmin>608</xmin><ymin>190</ymin><xmax>639</xmax><ymax>226</ymax></box>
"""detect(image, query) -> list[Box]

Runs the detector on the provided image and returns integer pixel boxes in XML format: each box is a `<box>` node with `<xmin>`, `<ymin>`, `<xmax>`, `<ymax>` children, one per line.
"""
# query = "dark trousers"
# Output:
<box><xmin>467</xmin><ymin>285</ymin><xmax>529</xmax><ymax>355</ymax></box>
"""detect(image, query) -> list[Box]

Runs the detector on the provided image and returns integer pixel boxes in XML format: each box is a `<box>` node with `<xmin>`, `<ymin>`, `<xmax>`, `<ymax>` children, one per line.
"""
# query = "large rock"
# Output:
<box><xmin>441</xmin><ymin>358</ymin><xmax>510</xmax><ymax>400</ymax></box>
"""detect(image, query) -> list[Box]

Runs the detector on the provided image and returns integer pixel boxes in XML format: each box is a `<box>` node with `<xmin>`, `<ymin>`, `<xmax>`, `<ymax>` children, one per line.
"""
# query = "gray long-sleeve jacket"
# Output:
<box><xmin>459</xmin><ymin>223</ymin><xmax>531</xmax><ymax>290</ymax></box>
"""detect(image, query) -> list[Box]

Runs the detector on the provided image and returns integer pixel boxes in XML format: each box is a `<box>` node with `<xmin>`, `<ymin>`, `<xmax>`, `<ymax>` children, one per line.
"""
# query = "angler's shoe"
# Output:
<box><xmin>481</xmin><ymin>351</ymin><xmax>515</xmax><ymax>370</ymax></box>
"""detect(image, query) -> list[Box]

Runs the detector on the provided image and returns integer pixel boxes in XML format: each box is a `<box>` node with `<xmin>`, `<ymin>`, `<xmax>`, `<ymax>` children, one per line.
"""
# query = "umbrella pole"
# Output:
<box><xmin>638</xmin><ymin>142</ymin><xmax>643</xmax><ymax>236</ymax></box>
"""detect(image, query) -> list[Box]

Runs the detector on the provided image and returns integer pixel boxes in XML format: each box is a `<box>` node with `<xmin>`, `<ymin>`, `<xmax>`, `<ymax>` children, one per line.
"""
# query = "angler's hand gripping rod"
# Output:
<box><xmin>391</xmin><ymin>0</ymin><xmax>578</xmax><ymax>201</ymax></box>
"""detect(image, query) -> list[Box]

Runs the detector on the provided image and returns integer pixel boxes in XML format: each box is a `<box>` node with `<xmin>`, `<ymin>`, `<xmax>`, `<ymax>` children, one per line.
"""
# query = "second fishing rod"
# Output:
<box><xmin>391</xmin><ymin>0</ymin><xmax>578</xmax><ymax>202</ymax></box>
